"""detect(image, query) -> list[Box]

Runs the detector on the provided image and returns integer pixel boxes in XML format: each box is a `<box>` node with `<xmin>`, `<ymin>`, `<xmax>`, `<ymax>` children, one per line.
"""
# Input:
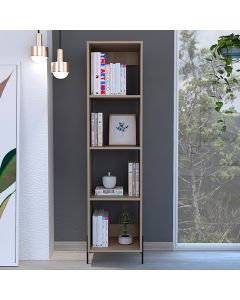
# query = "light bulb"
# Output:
<box><xmin>31</xmin><ymin>55</ymin><xmax>48</xmax><ymax>64</ymax></box>
<box><xmin>52</xmin><ymin>72</ymin><xmax>69</xmax><ymax>79</ymax></box>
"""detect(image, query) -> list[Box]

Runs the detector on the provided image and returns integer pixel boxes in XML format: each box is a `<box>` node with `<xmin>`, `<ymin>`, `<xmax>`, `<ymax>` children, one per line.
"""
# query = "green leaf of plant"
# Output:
<box><xmin>233</xmin><ymin>78</ymin><xmax>239</xmax><ymax>84</ymax></box>
<box><xmin>225</xmin><ymin>65</ymin><xmax>233</xmax><ymax>76</ymax></box>
<box><xmin>215</xmin><ymin>101</ymin><xmax>223</xmax><ymax>112</ymax></box>
<box><xmin>218</xmin><ymin>70</ymin><xmax>224</xmax><ymax>74</ymax></box>
<box><xmin>224</xmin><ymin>110</ymin><xmax>234</xmax><ymax>114</ymax></box>
<box><xmin>0</xmin><ymin>191</ymin><xmax>15</xmax><ymax>219</ymax></box>
<box><xmin>217</xmin><ymin>119</ymin><xmax>224</xmax><ymax>123</ymax></box>
<box><xmin>0</xmin><ymin>149</ymin><xmax>16</xmax><ymax>193</ymax></box>
<box><xmin>221</xmin><ymin>125</ymin><xmax>226</xmax><ymax>132</ymax></box>
<box><xmin>210</xmin><ymin>44</ymin><xmax>217</xmax><ymax>51</ymax></box>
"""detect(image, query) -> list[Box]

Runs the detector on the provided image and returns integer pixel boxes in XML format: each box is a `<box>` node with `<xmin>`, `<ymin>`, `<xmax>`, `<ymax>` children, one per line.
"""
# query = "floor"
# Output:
<box><xmin>1</xmin><ymin>251</ymin><xmax>240</xmax><ymax>270</ymax></box>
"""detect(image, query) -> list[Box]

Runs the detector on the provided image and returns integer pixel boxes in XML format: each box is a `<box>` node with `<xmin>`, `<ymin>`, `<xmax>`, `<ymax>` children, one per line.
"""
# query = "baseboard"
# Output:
<box><xmin>54</xmin><ymin>241</ymin><xmax>173</xmax><ymax>251</ymax></box>
<box><xmin>55</xmin><ymin>241</ymin><xmax>86</xmax><ymax>251</ymax></box>
<box><xmin>144</xmin><ymin>242</ymin><xmax>173</xmax><ymax>251</ymax></box>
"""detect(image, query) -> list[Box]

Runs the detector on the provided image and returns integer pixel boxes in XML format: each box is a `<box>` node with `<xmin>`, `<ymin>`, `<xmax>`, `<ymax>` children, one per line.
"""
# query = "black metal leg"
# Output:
<box><xmin>86</xmin><ymin>235</ymin><xmax>89</xmax><ymax>264</ymax></box>
<box><xmin>141</xmin><ymin>235</ymin><xmax>144</xmax><ymax>264</ymax></box>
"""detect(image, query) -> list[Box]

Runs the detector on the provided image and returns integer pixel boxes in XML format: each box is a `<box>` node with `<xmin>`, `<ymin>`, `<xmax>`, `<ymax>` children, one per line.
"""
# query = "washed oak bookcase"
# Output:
<box><xmin>86</xmin><ymin>41</ymin><xmax>143</xmax><ymax>263</ymax></box>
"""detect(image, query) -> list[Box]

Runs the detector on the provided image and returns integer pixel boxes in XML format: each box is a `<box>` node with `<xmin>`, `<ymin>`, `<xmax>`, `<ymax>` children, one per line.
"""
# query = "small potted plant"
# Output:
<box><xmin>208</xmin><ymin>33</ymin><xmax>240</xmax><ymax>121</ymax></box>
<box><xmin>210</xmin><ymin>33</ymin><xmax>240</xmax><ymax>60</ymax></box>
<box><xmin>118</xmin><ymin>209</ymin><xmax>133</xmax><ymax>245</ymax></box>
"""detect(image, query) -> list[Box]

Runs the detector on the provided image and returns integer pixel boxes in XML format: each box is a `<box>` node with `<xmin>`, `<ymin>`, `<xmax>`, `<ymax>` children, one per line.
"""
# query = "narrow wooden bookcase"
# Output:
<box><xmin>86</xmin><ymin>41</ymin><xmax>143</xmax><ymax>263</ymax></box>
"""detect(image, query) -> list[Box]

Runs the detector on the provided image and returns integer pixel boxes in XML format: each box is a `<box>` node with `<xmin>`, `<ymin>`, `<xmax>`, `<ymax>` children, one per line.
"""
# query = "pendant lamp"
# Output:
<box><xmin>51</xmin><ymin>30</ymin><xmax>70</xmax><ymax>79</ymax></box>
<box><xmin>30</xmin><ymin>30</ymin><xmax>48</xmax><ymax>63</ymax></box>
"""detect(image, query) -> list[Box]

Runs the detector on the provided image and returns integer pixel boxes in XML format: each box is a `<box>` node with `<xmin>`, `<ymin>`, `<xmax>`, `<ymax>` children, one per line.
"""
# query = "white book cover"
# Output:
<box><xmin>112</xmin><ymin>63</ymin><xmax>116</xmax><ymax>95</ymax></box>
<box><xmin>91</xmin><ymin>53</ymin><xmax>94</xmax><ymax>95</ymax></box>
<box><xmin>132</xmin><ymin>163</ymin><xmax>136</xmax><ymax>196</ymax></box>
<box><xmin>91</xmin><ymin>112</ymin><xmax>96</xmax><ymax>146</ymax></box>
<box><xmin>92</xmin><ymin>52</ymin><xmax>101</xmax><ymax>95</ymax></box>
<box><xmin>115</xmin><ymin>63</ymin><xmax>121</xmax><ymax>95</ymax></box>
<box><xmin>102</xmin><ymin>211</ymin><xmax>109</xmax><ymax>247</ymax></box>
<box><xmin>110</xmin><ymin>63</ymin><xmax>113</xmax><ymax>95</ymax></box>
<box><xmin>92</xmin><ymin>209</ymin><xmax>99</xmax><ymax>247</ymax></box>
<box><xmin>128</xmin><ymin>162</ymin><xmax>133</xmax><ymax>196</ymax></box>
<box><xmin>123</xmin><ymin>64</ymin><xmax>127</xmax><ymax>95</ymax></box>
<box><xmin>136</xmin><ymin>162</ymin><xmax>140</xmax><ymax>196</ymax></box>
<box><xmin>105</xmin><ymin>64</ymin><xmax>110</xmax><ymax>95</ymax></box>
<box><xmin>95</xmin><ymin>186</ymin><xmax>124</xmax><ymax>196</ymax></box>
<box><xmin>120</xmin><ymin>64</ymin><xmax>124</xmax><ymax>95</ymax></box>
<box><xmin>97</xmin><ymin>209</ymin><xmax>104</xmax><ymax>247</ymax></box>
<box><xmin>94</xmin><ymin>113</ymin><xmax>98</xmax><ymax>146</ymax></box>
<box><xmin>97</xmin><ymin>112</ymin><xmax>103</xmax><ymax>147</ymax></box>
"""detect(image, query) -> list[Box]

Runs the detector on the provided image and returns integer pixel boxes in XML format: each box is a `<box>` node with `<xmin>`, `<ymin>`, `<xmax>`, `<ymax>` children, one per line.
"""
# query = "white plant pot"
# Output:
<box><xmin>118</xmin><ymin>235</ymin><xmax>133</xmax><ymax>245</ymax></box>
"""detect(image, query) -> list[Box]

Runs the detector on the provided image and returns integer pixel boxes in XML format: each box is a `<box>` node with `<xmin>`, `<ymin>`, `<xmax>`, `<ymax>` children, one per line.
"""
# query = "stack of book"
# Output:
<box><xmin>91</xmin><ymin>52</ymin><xmax>126</xmax><ymax>95</ymax></box>
<box><xmin>95</xmin><ymin>186</ymin><xmax>124</xmax><ymax>196</ymax></box>
<box><xmin>91</xmin><ymin>112</ymin><xmax>103</xmax><ymax>146</ymax></box>
<box><xmin>92</xmin><ymin>209</ymin><xmax>109</xmax><ymax>247</ymax></box>
<box><xmin>128</xmin><ymin>162</ymin><xmax>140</xmax><ymax>197</ymax></box>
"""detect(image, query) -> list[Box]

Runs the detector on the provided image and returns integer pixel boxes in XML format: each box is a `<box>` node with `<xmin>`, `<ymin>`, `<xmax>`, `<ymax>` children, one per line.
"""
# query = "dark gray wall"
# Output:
<box><xmin>53</xmin><ymin>30</ymin><xmax>174</xmax><ymax>242</ymax></box>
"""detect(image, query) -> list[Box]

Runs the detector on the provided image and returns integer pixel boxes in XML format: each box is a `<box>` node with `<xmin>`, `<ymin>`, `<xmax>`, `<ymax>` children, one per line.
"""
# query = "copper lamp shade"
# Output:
<box><xmin>30</xmin><ymin>32</ymin><xmax>48</xmax><ymax>63</ymax></box>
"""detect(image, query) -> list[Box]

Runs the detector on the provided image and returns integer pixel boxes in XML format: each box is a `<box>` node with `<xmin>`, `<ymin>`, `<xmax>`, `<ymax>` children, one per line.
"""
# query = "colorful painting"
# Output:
<box><xmin>0</xmin><ymin>65</ymin><xmax>18</xmax><ymax>265</ymax></box>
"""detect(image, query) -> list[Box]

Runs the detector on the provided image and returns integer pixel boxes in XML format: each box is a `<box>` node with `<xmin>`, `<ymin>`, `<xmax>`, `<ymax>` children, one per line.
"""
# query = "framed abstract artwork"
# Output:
<box><xmin>0</xmin><ymin>64</ymin><xmax>19</xmax><ymax>266</ymax></box>
<box><xmin>109</xmin><ymin>114</ymin><xmax>136</xmax><ymax>145</ymax></box>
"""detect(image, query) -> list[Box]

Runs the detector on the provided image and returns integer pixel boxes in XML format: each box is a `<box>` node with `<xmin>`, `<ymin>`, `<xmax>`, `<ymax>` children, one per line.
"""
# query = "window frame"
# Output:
<box><xmin>173</xmin><ymin>30</ymin><xmax>240</xmax><ymax>250</ymax></box>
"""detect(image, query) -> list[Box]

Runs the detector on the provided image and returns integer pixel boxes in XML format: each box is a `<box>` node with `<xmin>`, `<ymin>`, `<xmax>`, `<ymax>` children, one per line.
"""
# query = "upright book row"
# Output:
<box><xmin>91</xmin><ymin>52</ymin><xmax>126</xmax><ymax>95</ymax></box>
<box><xmin>91</xmin><ymin>112</ymin><xmax>103</xmax><ymax>147</ymax></box>
<box><xmin>92</xmin><ymin>209</ymin><xmax>109</xmax><ymax>247</ymax></box>
<box><xmin>128</xmin><ymin>162</ymin><xmax>140</xmax><ymax>197</ymax></box>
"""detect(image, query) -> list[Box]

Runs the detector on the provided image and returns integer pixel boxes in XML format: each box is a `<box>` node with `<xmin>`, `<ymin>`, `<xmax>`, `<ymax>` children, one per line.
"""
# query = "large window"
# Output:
<box><xmin>177</xmin><ymin>30</ymin><xmax>240</xmax><ymax>244</ymax></box>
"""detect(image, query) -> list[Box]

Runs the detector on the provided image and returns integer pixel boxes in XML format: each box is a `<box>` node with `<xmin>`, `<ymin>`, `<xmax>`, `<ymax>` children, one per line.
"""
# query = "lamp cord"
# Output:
<box><xmin>59</xmin><ymin>30</ymin><xmax>62</xmax><ymax>49</ymax></box>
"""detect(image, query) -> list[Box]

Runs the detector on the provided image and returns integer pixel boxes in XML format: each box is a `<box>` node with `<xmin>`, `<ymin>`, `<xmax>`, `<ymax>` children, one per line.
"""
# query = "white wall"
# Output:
<box><xmin>0</xmin><ymin>30</ymin><xmax>54</xmax><ymax>260</ymax></box>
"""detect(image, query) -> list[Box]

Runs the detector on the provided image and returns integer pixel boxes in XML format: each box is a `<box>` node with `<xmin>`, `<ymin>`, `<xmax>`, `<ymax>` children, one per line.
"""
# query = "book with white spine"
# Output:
<box><xmin>94</xmin><ymin>113</ymin><xmax>98</xmax><ymax>146</ymax></box>
<box><xmin>91</xmin><ymin>112</ymin><xmax>96</xmax><ymax>146</ymax></box>
<box><xmin>136</xmin><ymin>162</ymin><xmax>140</xmax><ymax>196</ymax></box>
<box><xmin>120</xmin><ymin>64</ymin><xmax>124</xmax><ymax>95</ymax></box>
<box><xmin>132</xmin><ymin>163</ymin><xmax>136</xmax><ymax>196</ymax></box>
<box><xmin>92</xmin><ymin>209</ymin><xmax>99</xmax><ymax>247</ymax></box>
<box><xmin>97</xmin><ymin>112</ymin><xmax>103</xmax><ymax>147</ymax></box>
<box><xmin>92</xmin><ymin>52</ymin><xmax>101</xmax><ymax>95</ymax></box>
<box><xmin>95</xmin><ymin>186</ymin><xmax>124</xmax><ymax>196</ymax></box>
<box><xmin>128</xmin><ymin>162</ymin><xmax>133</xmax><ymax>196</ymax></box>
<box><xmin>123</xmin><ymin>64</ymin><xmax>127</xmax><ymax>95</ymax></box>
<box><xmin>97</xmin><ymin>209</ymin><xmax>104</xmax><ymax>247</ymax></box>
<box><xmin>102</xmin><ymin>211</ymin><xmax>109</xmax><ymax>247</ymax></box>
<box><xmin>112</xmin><ymin>63</ymin><xmax>116</xmax><ymax>95</ymax></box>
<box><xmin>105</xmin><ymin>64</ymin><xmax>110</xmax><ymax>95</ymax></box>
<box><xmin>110</xmin><ymin>63</ymin><xmax>113</xmax><ymax>95</ymax></box>
<box><xmin>91</xmin><ymin>53</ymin><xmax>94</xmax><ymax>95</ymax></box>
<box><xmin>115</xmin><ymin>63</ymin><xmax>121</xmax><ymax>94</ymax></box>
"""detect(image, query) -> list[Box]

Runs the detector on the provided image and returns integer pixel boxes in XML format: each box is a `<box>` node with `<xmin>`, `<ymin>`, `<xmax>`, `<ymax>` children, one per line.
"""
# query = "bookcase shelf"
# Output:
<box><xmin>90</xmin><ymin>195</ymin><xmax>141</xmax><ymax>201</ymax></box>
<box><xmin>89</xmin><ymin>95</ymin><xmax>141</xmax><ymax>100</ymax></box>
<box><xmin>90</xmin><ymin>237</ymin><xmax>140</xmax><ymax>253</ymax></box>
<box><xmin>87</xmin><ymin>41</ymin><xmax>143</xmax><ymax>263</ymax></box>
<box><xmin>89</xmin><ymin>146</ymin><xmax>141</xmax><ymax>150</ymax></box>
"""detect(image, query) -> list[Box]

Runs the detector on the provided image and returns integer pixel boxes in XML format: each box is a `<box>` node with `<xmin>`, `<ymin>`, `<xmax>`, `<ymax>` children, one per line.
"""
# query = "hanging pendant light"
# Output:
<box><xmin>51</xmin><ymin>30</ymin><xmax>70</xmax><ymax>79</ymax></box>
<box><xmin>30</xmin><ymin>30</ymin><xmax>48</xmax><ymax>63</ymax></box>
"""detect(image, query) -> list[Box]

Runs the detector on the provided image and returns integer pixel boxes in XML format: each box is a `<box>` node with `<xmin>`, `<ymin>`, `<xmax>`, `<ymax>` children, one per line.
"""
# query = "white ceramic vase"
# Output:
<box><xmin>102</xmin><ymin>172</ymin><xmax>116</xmax><ymax>189</ymax></box>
